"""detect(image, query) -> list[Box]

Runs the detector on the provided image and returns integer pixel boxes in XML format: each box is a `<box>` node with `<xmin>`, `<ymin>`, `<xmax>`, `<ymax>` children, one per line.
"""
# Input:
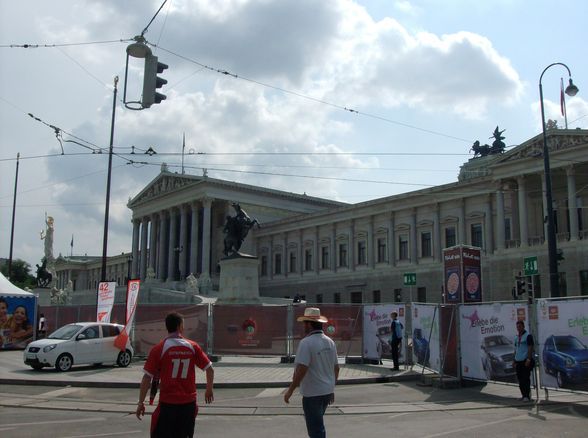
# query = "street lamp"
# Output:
<box><xmin>539</xmin><ymin>62</ymin><xmax>579</xmax><ymax>297</ymax></box>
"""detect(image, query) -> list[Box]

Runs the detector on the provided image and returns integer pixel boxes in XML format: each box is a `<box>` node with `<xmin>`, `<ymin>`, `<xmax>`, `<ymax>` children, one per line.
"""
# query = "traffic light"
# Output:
<box><xmin>515</xmin><ymin>276</ymin><xmax>526</xmax><ymax>295</ymax></box>
<box><xmin>142</xmin><ymin>53</ymin><xmax>168</xmax><ymax>108</ymax></box>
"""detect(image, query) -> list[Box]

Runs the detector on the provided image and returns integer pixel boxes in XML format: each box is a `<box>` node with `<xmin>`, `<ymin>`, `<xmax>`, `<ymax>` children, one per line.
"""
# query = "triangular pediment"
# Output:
<box><xmin>495</xmin><ymin>130</ymin><xmax>588</xmax><ymax>164</ymax></box>
<box><xmin>128</xmin><ymin>172</ymin><xmax>203</xmax><ymax>207</ymax></box>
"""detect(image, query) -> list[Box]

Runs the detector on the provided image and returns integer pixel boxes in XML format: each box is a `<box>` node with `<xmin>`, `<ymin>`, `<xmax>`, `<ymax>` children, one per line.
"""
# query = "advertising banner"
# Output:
<box><xmin>114</xmin><ymin>280</ymin><xmax>140</xmax><ymax>351</ymax></box>
<box><xmin>459</xmin><ymin>302</ymin><xmax>527</xmax><ymax>382</ymax></box>
<box><xmin>97</xmin><ymin>281</ymin><xmax>116</xmax><ymax>322</ymax></box>
<box><xmin>411</xmin><ymin>304</ymin><xmax>441</xmax><ymax>372</ymax></box>
<box><xmin>0</xmin><ymin>295</ymin><xmax>36</xmax><ymax>349</ymax></box>
<box><xmin>462</xmin><ymin>247</ymin><xmax>482</xmax><ymax>303</ymax></box>
<box><xmin>443</xmin><ymin>247</ymin><xmax>462</xmax><ymax>303</ymax></box>
<box><xmin>443</xmin><ymin>245</ymin><xmax>482</xmax><ymax>303</ymax></box>
<box><xmin>536</xmin><ymin>298</ymin><xmax>588</xmax><ymax>391</ymax></box>
<box><xmin>362</xmin><ymin>304</ymin><xmax>405</xmax><ymax>362</ymax></box>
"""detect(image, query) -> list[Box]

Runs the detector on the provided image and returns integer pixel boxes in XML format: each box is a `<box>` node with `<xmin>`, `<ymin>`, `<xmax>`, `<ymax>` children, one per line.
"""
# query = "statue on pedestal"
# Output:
<box><xmin>223</xmin><ymin>203</ymin><xmax>260</xmax><ymax>256</ymax></box>
<box><xmin>38</xmin><ymin>215</ymin><xmax>56</xmax><ymax>288</ymax></box>
<box><xmin>185</xmin><ymin>273</ymin><xmax>199</xmax><ymax>295</ymax></box>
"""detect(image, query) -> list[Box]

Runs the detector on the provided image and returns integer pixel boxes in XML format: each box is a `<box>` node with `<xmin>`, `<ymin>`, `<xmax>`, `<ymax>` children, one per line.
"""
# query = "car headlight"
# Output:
<box><xmin>43</xmin><ymin>344</ymin><xmax>57</xmax><ymax>353</ymax></box>
<box><xmin>565</xmin><ymin>356</ymin><xmax>576</xmax><ymax>367</ymax></box>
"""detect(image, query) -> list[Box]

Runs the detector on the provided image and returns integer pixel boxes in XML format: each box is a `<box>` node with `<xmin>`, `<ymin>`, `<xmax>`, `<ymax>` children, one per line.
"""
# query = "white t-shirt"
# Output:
<box><xmin>295</xmin><ymin>330</ymin><xmax>338</xmax><ymax>397</ymax></box>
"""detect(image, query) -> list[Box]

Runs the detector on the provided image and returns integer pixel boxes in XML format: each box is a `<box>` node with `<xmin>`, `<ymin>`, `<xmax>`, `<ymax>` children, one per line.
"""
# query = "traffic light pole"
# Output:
<box><xmin>101</xmin><ymin>76</ymin><xmax>119</xmax><ymax>282</ymax></box>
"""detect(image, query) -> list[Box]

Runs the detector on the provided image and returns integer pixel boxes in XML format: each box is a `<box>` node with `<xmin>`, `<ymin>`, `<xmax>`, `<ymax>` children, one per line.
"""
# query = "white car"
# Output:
<box><xmin>24</xmin><ymin>322</ymin><xmax>133</xmax><ymax>372</ymax></box>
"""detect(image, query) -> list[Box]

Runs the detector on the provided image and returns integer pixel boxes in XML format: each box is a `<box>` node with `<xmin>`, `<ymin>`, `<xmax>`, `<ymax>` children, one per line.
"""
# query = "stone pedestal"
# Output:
<box><xmin>217</xmin><ymin>253</ymin><xmax>260</xmax><ymax>303</ymax></box>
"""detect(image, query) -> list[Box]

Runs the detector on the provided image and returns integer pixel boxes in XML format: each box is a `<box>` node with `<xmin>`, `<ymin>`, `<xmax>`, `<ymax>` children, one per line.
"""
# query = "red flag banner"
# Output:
<box><xmin>114</xmin><ymin>279</ymin><xmax>140</xmax><ymax>351</ymax></box>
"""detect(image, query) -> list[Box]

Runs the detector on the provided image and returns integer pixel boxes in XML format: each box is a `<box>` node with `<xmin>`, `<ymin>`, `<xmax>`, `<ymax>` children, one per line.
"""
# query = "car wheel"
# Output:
<box><xmin>556</xmin><ymin>371</ymin><xmax>565</xmax><ymax>388</ymax></box>
<box><xmin>55</xmin><ymin>354</ymin><xmax>73</xmax><ymax>372</ymax></box>
<box><xmin>31</xmin><ymin>364</ymin><xmax>44</xmax><ymax>371</ymax></box>
<box><xmin>117</xmin><ymin>350</ymin><xmax>132</xmax><ymax>368</ymax></box>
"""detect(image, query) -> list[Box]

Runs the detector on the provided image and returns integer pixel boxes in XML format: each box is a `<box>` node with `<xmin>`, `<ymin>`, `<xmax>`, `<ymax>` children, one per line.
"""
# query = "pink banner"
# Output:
<box><xmin>97</xmin><ymin>281</ymin><xmax>116</xmax><ymax>322</ymax></box>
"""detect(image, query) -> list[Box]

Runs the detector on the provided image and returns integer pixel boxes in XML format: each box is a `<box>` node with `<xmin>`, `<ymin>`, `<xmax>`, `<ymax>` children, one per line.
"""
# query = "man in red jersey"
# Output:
<box><xmin>136</xmin><ymin>312</ymin><xmax>214</xmax><ymax>437</ymax></box>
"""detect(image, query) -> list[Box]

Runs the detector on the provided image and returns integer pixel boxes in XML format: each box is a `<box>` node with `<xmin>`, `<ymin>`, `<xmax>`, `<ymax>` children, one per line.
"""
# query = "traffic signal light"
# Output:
<box><xmin>142</xmin><ymin>53</ymin><xmax>168</xmax><ymax>108</ymax></box>
<box><xmin>515</xmin><ymin>276</ymin><xmax>526</xmax><ymax>295</ymax></box>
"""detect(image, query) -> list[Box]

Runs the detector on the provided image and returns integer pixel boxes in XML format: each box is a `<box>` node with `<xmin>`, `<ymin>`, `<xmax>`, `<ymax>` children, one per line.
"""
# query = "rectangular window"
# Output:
<box><xmin>334</xmin><ymin>292</ymin><xmax>341</xmax><ymax>304</ymax></box>
<box><xmin>261</xmin><ymin>255</ymin><xmax>267</xmax><ymax>276</ymax></box>
<box><xmin>398</xmin><ymin>235</ymin><xmax>409</xmax><ymax>260</ymax></box>
<box><xmin>580</xmin><ymin>270</ymin><xmax>588</xmax><ymax>295</ymax></box>
<box><xmin>394</xmin><ymin>288</ymin><xmax>403</xmax><ymax>302</ymax></box>
<box><xmin>338</xmin><ymin>243</ymin><xmax>348</xmax><ymax>267</ymax></box>
<box><xmin>417</xmin><ymin>287</ymin><xmax>427</xmax><ymax>302</ymax></box>
<box><xmin>558</xmin><ymin>272</ymin><xmax>567</xmax><ymax>297</ymax></box>
<box><xmin>316</xmin><ymin>293</ymin><xmax>323</xmax><ymax>304</ymax></box>
<box><xmin>377</xmin><ymin>238</ymin><xmax>387</xmax><ymax>263</ymax></box>
<box><xmin>421</xmin><ymin>231</ymin><xmax>432</xmax><ymax>258</ymax></box>
<box><xmin>289</xmin><ymin>251</ymin><xmax>297</xmax><ymax>273</ymax></box>
<box><xmin>274</xmin><ymin>253</ymin><xmax>282</xmax><ymax>275</ymax></box>
<box><xmin>350</xmin><ymin>292</ymin><xmax>363</xmax><ymax>303</ymax></box>
<box><xmin>372</xmin><ymin>290</ymin><xmax>381</xmax><ymax>303</ymax></box>
<box><xmin>357</xmin><ymin>241</ymin><xmax>366</xmax><ymax>265</ymax></box>
<box><xmin>305</xmin><ymin>249</ymin><xmax>313</xmax><ymax>271</ymax></box>
<box><xmin>445</xmin><ymin>227</ymin><xmax>456</xmax><ymax>248</ymax></box>
<box><xmin>321</xmin><ymin>246</ymin><xmax>330</xmax><ymax>269</ymax></box>
<box><xmin>471</xmin><ymin>223</ymin><xmax>483</xmax><ymax>248</ymax></box>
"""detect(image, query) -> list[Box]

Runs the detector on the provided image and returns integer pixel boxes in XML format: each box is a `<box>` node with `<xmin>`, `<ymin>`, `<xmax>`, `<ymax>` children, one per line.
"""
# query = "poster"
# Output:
<box><xmin>443</xmin><ymin>245</ymin><xmax>482</xmax><ymax>303</ymax></box>
<box><xmin>114</xmin><ymin>280</ymin><xmax>140</xmax><ymax>351</ymax></box>
<box><xmin>0</xmin><ymin>295</ymin><xmax>36</xmax><ymax>349</ymax></box>
<box><xmin>462</xmin><ymin>247</ymin><xmax>482</xmax><ymax>303</ymax></box>
<box><xmin>97</xmin><ymin>281</ymin><xmax>116</xmax><ymax>322</ymax></box>
<box><xmin>443</xmin><ymin>247</ymin><xmax>462</xmax><ymax>303</ymax></box>
<box><xmin>536</xmin><ymin>298</ymin><xmax>588</xmax><ymax>391</ymax></box>
<box><xmin>459</xmin><ymin>302</ymin><xmax>527</xmax><ymax>382</ymax></box>
<box><xmin>411</xmin><ymin>304</ymin><xmax>441</xmax><ymax>372</ymax></box>
<box><xmin>363</xmin><ymin>304</ymin><xmax>405</xmax><ymax>362</ymax></box>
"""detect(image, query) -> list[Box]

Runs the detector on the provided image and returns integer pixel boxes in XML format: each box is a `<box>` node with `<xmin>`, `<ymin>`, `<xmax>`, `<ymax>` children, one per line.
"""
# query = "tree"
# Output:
<box><xmin>0</xmin><ymin>259</ymin><xmax>36</xmax><ymax>289</ymax></box>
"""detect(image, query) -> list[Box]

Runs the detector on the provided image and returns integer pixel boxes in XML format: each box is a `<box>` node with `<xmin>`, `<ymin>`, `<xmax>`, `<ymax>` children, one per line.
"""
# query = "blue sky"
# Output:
<box><xmin>1</xmin><ymin>0</ymin><xmax>586</xmax><ymax>269</ymax></box>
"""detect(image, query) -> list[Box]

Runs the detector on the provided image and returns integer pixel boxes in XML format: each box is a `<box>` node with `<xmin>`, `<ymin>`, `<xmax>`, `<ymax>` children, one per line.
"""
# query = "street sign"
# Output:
<box><xmin>523</xmin><ymin>256</ymin><xmax>538</xmax><ymax>276</ymax></box>
<box><xmin>403</xmin><ymin>272</ymin><xmax>416</xmax><ymax>286</ymax></box>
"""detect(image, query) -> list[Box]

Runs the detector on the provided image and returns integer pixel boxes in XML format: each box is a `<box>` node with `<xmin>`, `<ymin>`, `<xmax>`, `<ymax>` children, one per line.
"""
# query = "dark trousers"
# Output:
<box><xmin>152</xmin><ymin>401</ymin><xmax>197</xmax><ymax>438</ymax></box>
<box><xmin>391</xmin><ymin>338</ymin><xmax>401</xmax><ymax>369</ymax></box>
<box><xmin>302</xmin><ymin>394</ymin><xmax>331</xmax><ymax>438</ymax></box>
<box><xmin>515</xmin><ymin>361</ymin><xmax>532</xmax><ymax>398</ymax></box>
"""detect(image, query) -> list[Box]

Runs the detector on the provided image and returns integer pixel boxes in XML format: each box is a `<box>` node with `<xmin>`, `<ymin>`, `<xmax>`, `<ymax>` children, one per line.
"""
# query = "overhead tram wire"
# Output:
<box><xmin>1</xmin><ymin>39</ymin><xmax>133</xmax><ymax>49</ymax></box>
<box><xmin>148</xmin><ymin>42</ymin><xmax>474</xmax><ymax>144</ymax></box>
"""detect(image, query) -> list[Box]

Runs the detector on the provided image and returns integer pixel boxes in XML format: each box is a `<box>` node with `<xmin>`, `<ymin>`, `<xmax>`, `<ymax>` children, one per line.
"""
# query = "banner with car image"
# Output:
<box><xmin>536</xmin><ymin>298</ymin><xmax>588</xmax><ymax>391</ymax></box>
<box><xmin>459</xmin><ymin>302</ymin><xmax>528</xmax><ymax>382</ymax></box>
<box><xmin>362</xmin><ymin>304</ymin><xmax>405</xmax><ymax>362</ymax></box>
<box><xmin>411</xmin><ymin>304</ymin><xmax>441</xmax><ymax>372</ymax></box>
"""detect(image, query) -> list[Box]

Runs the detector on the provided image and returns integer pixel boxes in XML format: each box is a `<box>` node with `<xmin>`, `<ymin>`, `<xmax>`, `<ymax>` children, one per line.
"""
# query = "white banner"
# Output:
<box><xmin>459</xmin><ymin>302</ymin><xmax>527</xmax><ymax>382</ymax></box>
<box><xmin>125</xmin><ymin>279</ymin><xmax>140</xmax><ymax>327</ymax></box>
<box><xmin>536</xmin><ymin>298</ymin><xmax>588</xmax><ymax>391</ymax></box>
<box><xmin>362</xmin><ymin>304</ymin><xmax>405</xmax><ymax>361</ymax></box>
<box><xmin>96</xmin><ymin>281</ymin><xmax>116</xmax><ymax>322</ymax></box>
<box><xmin>411</xmin><ymin>304</ymin><xmax>441</xmax><ymax>372</ymax></box>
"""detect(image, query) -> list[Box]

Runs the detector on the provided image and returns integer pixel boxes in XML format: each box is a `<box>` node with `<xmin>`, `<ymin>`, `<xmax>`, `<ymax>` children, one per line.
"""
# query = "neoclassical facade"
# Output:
<box><xmin>56</xmin><ymin>129</ymin><xmax>588</xmax><ymax>304</ymax></box>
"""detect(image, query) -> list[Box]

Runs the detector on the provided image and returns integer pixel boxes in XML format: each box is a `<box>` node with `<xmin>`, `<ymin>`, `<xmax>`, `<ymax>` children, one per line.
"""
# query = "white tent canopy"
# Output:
<box><xmin>0</xmin><ymin>271</ymin><xmax>35</xmax><ymax>296</ymax></box>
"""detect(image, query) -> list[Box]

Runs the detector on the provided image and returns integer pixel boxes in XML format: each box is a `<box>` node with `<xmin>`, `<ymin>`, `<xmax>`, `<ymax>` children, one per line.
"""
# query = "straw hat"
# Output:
<box><xmin>297</xmin><ymin>307</ymin><xmax>328</xmax><ymax>323</ymax></box>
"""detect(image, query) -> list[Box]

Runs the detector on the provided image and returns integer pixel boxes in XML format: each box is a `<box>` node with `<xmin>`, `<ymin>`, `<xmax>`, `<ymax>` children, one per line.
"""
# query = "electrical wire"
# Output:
<box><xmin>0</xmin><ymin>39</ymin><xmax>133</xmax><ymax>48</ymax></box>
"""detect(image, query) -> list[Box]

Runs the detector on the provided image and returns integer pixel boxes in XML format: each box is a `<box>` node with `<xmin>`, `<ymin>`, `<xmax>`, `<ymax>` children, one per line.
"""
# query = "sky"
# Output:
<box><xmin>1</xmin><ymin>0</ymin><xmax>587</xmax><ymax>270</ymax></box>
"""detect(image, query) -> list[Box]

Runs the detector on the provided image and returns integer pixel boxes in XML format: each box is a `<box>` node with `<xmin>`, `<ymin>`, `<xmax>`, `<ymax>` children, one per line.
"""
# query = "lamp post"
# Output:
<box><xmin>539</xmin><ymin>62</ymin><xmax>579</xmax><ymax>297</ymax></box>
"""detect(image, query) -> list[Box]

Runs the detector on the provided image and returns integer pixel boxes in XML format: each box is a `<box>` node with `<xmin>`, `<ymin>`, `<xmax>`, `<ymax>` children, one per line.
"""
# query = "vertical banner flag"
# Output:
<box><xmin>114</xmin><ymin>279</ymin><xmax>140</xmax><ymax>351</ymax></box>
<box><xmin>97</xmin><ymin>281</ymin><xmax>116</xmax><ymax>322</ymax></box>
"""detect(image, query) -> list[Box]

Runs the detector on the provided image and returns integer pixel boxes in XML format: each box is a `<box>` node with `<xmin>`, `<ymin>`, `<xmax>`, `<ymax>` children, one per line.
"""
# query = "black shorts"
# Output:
<box><xmin>151</xmin><ymin>401</ymin><xmax>198</xmax><ymax>438</ymax></box>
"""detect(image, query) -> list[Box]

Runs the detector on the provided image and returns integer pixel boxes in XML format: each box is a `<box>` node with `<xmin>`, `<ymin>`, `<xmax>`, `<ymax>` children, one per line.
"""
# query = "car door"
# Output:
<box><xmin>76</xmin><ymin>325</ymin><xmax>102</xmax><ymax>364</ymax></box>
<box><xmin>99</xmin><ymin>324</ymin><xmax>121</xmax><ymax>362</ymax></box>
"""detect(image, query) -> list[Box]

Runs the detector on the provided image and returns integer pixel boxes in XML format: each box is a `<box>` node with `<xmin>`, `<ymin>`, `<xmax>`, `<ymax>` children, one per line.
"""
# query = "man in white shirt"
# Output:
<box><xmin>284</xmin><ymin>307</ymin><xmax>339</xmax><ymax>438</ymax></box>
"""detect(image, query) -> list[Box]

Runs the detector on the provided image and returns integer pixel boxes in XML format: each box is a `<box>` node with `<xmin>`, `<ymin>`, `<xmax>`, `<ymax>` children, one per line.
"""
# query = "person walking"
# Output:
<box><xmin>390</xmin><ymin>312</ymin><xmax>403</xmax><ymax>371</ymax></box>
<box><xmin>284</xmin><ymin>307</ymin><xmax>339</xmax><ymax>438</ymax></box>
<box><xmin>513</xmin><ymin>320</ymin><xmax>534</xmax><ymax>402</ymax></box>
<box><xmin>136</xmin><ymin>312</ymin><xmax>214</xmax><ymax>437</ymax></box>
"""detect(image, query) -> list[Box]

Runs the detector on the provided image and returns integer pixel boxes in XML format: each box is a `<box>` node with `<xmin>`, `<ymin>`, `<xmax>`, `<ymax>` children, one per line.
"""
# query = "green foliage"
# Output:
<box><xmin>0</xmin><ymin>259</ymin><xmax>36</xmax><ymax>289</ymax></box>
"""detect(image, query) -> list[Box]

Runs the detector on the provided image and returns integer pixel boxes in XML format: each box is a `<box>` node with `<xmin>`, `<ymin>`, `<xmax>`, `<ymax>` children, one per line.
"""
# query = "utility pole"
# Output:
<box><xmin>8</xmin><ymin>152</ymin><xmax>20</xmax><ymax>279</ymax></box>
<box><xmin>101</xmin><ymin>77</ymin><xmax>119</xmax><ymax>282</ymax></box>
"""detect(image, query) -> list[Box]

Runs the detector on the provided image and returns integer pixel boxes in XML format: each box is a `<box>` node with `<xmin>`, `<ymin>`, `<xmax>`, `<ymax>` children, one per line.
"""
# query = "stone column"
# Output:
<box><xmin>158</xmin><ymin>211</ymin><xmax>167</xmax><ymax>280</ymax></box>
<box><xmin>314</xmin><ymin>226</ymin><xmax>320</xmax><ymax>273</ymax></box>
<box><xmin>517</xmin><ymin>176</ymin><xmax>528</xmax><ymax>247</ymax></box>
<box><xmin>201</xmin><ymin>198</ymin><xmax>212</xmax><ymax>277</ymax></box>
<box><xmin>190</xmin><ymin>202</ymin><xmax>200</xmax><ymax>275</ymax></box>
<box><xmin>149</xmin><ymin>213</ymin><xmax>157</xmax><ymax>274</ymax></box>
<box><xmin>331</xmin><ymin>224</ymin><xmax>337</xmax><ymax>272</ymax></box>
<box><xmin>140</xmin><ymin>217</ymin><xmax>149</xmax><ymax>280</ymax></box>
<box><xmin>268</xmin><ymin>236</ymin><xmax>273</xmax><ymax>279</ymax></box>
<box><xmin>410</xmin><ymin>209</ymin><xmax>417</xmax><ymax>264</ymax></box>
<box><xmin>349</xmin><ymin>220</ymin><xmax>355</xmax><ymax>270</ymax></box>
<box><xmin>131</xmin><ymin>219</ymin><xmax>140</xmax><ymax>279</ymax></box>
<box><xmin>434</xmin><ymin>205</ymin><xmax>441</xmax><ymax>261</ymax></box>
<box><xmin>368</xmin><ymin>216</ymin><xmax>375</xmax><ymax>269</ymax></box>
<box><xmin>496</xmin><ymin>188</ymin><xmax>505</xmax><ymax>251</ymax></box>
<box><xmin>298</xmin><ymin>230</ymin><xmax>304</xmax><ymax>276</ymax></box>
<box><xmin>484</xmin><ymin>195</ymin><xmax>494</xmax><ymax>254</ymax></box>
<box><xmin>178</xmin><ymin>204</ymin><xmax>188</xmax><ymax>279</ymax></box>
<box><xmin>167</xmin><ymin>207</ymin><xmax>178</xmax><ymax>281</ymax></box>
<box><xmin>388</xmin><ymin>212</ymin><xmax>395</xmax><ymax>266</ymax></box>
<box><xmin>567</xmin><ymin>166</ymin><xmax>579</xmax><ymax>240</ymax></box>
<box><xmin>458</xmin><ymin>199</ymin><xmax>466</xmax><ymax>245</ymax></box>
<box><xmin>284</xmin><ymin>233</ymin><xmax>289</xmax><ymax>277</ymax></box>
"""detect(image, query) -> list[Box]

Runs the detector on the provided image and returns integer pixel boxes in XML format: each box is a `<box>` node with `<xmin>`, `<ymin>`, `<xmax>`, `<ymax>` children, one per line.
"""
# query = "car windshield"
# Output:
<box><xmin>48</xmin><ymin>324</ymin><xmax>83</xmax><ymax>340</ymax></box>
<box><xmin>556</xmin><ymin>337</ymin><xmax>587</xmax><ymax>351</ymax></box>
<box><xmin>485</xmin><ymin>336</ymin><xmax>510</xmax><ymax>347</ymax></box>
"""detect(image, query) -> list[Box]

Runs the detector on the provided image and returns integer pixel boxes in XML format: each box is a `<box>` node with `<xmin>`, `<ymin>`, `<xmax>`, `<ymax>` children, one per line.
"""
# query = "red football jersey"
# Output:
<box><xmin>144</xmin><ymin>334</ymin><xmax>211</xmax><ymax>405</ymax></box>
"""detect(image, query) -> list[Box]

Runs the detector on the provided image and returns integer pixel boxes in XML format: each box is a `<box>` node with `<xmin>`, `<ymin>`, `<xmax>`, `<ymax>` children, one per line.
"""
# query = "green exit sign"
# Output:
<box><xmin>523</xmin><ymin>256</ymin><xmax>538</xmax><ymax>276</ymax></box>
<box><xmin>403</xmin><ymin>272</ymin><xmax>416</xmax><ymax>286</ymax></box>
